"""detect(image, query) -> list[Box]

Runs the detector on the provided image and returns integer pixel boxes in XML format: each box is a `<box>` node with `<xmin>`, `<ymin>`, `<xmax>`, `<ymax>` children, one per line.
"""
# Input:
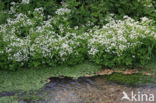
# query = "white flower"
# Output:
<box><xmin>88</xmin><ymin>47</ymin><xmax>99</xmax><ymax>55</ymax></box>
<box><xmin>141</xmin><ymin>17</ymin><xmax>149</xmax><ymax>22</ymax></box>
<box><xmin>61</xmin><ymin>43</ymin><xmax>69</xmax><ymax>49</ymax></box>
<box><xmin>34</xmin><ymin>7</ymin><xmax>43</xmax><ymax>12</ymax></box>
<box><xmin>55</xmin><ymin>8</ymin><xmax>71</xmax><ymax>15</ymax></box>
<box><xmin>22</xmin><ymin>0</ymin><xmax>30</xmax><ymax>4</ymax></box>
<box><xmin>87</xmin><ymin>16</ymin><xmax>155</xmax><ymax>57</ymax></box>
<box><xmin>10</xmin><ymin>2</ymin><xmax>16</xmax><ymax>5</ymax></box>
<box><xmin>74</xmin><ymin>26</ymin><xmax>78</xmax><ymax>30</ymax></box>
<box><xmin>132</xmin><ymin>55</ymin><xmax>135</xmax><ymax>58</ymax></box>
<box><xmin>0</xmin><ymin>51</ymin><xmax>4</xmax><ymax>54</ymax></box>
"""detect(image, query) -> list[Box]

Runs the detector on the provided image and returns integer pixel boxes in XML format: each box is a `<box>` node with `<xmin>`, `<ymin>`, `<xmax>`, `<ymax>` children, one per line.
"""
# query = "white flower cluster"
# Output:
<box><xmin>30</xmin><ymin>32</ymin><xmax>81</xmax><ymax>62</ymax></box>
<box><xmin>0</xmin><ymin>13</ymin><xmax>33</xmax><ymax>62</ymax></box>
<box><xmin>88</xmin><ymin>16</ymin><xmax>156</xmax><ymax>56</ymax></box>
<box><xmin>6</xmin><ymin>36</ymin><xmax>31</xmax><ymax>62</ymax></box>
<box><xmin>0</xmin><ymin>6</ymin><xmax>155</xmax><ymax>66</ymax></box>
<box><xmin>34</xmin><ymin>7</ymin><xmax>44</xmax><ymax>13</ymax></box>
<box><xmin>0</xmin><ymin>9</ymin><xmax>83</xmax><ymax>63</ymax></box>
<box><xmin>21</xmin><ymin>0</ymin><xmax>30</xmax><ymax>4</ymax></box>
<box><xmin>55</xmin><ymin>8</ymin><xmax>71</xmax><ymax>15</ymax></box>
<box><xmin>7</xmin><ymin>13</ymin><xmax>33</xmax><ymax>26</ymax></box>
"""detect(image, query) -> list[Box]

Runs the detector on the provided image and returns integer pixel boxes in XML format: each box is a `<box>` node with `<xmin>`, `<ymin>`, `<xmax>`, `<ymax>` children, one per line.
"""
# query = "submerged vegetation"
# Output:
<box><xmin>105</xmin><ymin>73</ymin><xmax>156</xmax><ymax>86</ymax></box>
<box><xmin>0</xmin><ymin>62</ymin><xmax>100</xmax><ymax>92</ymax></box>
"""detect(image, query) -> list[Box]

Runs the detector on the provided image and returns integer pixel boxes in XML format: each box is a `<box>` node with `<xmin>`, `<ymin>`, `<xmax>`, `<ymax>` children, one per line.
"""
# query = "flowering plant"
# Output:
<box><xmin>88</xmin><ymin>16</ymin><xmax>156</xmax><ymax>66</ymax></box>
<box><xmin>0</xmin><ymin>1</ymin><xmax>155</xmax><ymax>70</ymax></box>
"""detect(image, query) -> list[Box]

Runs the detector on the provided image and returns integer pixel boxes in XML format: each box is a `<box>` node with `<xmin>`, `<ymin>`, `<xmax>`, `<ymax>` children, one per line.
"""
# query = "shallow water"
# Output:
<box><xmin>18</xmin><ymin>76</ymin><xmax>156</xmax><ymax>103</ymax></box>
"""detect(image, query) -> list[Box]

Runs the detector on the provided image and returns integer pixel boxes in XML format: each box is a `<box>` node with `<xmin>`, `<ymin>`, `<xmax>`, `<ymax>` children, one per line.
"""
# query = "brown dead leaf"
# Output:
<box><xmin>98</xmin><ymin>69</ymin><xmax>113</xmax><ymax>75</ymax></box>
<box><xmin>84</xmin><ymin>74</ymin><xmax>92</xmax><ymax>77</ymax></box>
<box><xmin>46</xmin><ymin>79</ymin><xmax>51</xmax><ymax>83</ymax></box>
<box><xmin>122</xmin><ymin>69</ymin><xmax>138</xmax><ymax>74</ymax></box>
<box><xmin>114</xmin><ymin>70</ymin><xmax>123</xmax><ymax>73</ymax></box>
<box><xmin>143</xmin><ymin>72</ymin><xmax>152</xmax><ymax>76</ymax></box>
<box><xmin>97</xmin><ymin>68</ymin><xmax>152</xmax><ymax>77</ymax></box>
<box><xmin>59</xmin><ymin>76</ymin><xmax>64</xmax><ymax>79</ymax></box>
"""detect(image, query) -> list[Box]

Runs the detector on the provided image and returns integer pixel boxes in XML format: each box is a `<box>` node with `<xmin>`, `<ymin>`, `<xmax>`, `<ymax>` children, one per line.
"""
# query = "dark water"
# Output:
<box><xmin>19</xmin><ymin>76</ymin><xmax>156</xmax><ymax>103</ymax></box>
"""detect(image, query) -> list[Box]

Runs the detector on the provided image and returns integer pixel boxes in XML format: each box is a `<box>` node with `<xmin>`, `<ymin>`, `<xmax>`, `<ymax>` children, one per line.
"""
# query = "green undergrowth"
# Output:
<box><xmin>0</xmin><ymin>96</ymin><xmax>18</xmax><ymax>103</ymax></box>
<box><xmin>0</xmin><ymin>92</ymin><xmax>46</xmax><ymax>103</ymax></box>
<box><xmin>144</xmin><ymin>58</ymin><xmax>156</xmax><ymax>75</ymax></box>
<box><xmin>0</xmin><ymin>62</ymin><xmax>101</xmax><ymax>92</ymax></box>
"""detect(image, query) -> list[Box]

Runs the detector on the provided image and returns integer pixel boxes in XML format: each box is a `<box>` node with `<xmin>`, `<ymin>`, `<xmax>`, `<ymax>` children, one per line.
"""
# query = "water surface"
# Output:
<box><xmin>19</xmin><ymin>76</ymin><xmax>156</xmax><ymax>103</ymax></box>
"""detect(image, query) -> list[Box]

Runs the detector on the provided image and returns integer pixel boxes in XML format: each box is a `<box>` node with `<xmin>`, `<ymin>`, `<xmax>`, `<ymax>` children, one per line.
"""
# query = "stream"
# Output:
<box><xmin>18</xmin><ymin>76</ymin><xmax>156</xmax><ymax>103</ymax></box>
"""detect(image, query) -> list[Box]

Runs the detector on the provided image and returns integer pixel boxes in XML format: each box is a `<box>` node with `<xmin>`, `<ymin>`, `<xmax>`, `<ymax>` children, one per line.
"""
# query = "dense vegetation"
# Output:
<box><xmin>0</xmin><ymin>1</ymin><xmax>156</xmax><ymax>102</ymax></box>
<box><xmin>0</xmin><ymin>0</ymin><xmax>156</xmax><ymax>70</ymax></box>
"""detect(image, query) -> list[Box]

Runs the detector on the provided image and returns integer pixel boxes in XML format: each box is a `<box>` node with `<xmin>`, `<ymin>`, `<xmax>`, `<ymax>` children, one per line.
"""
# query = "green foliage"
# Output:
<box><xmin>0</xmin><ymin>11</ymin><xmax>8</xmax><ymax>24</ymax></box>
<box><xmin>0</xmin><ymin>0</ymin><xmax>59</xmax><ymax>24</ymax></box>
<box><xmin>60</xmin><ymin>0</ymin><xmax>156</xmax><ymax>26</ymax></box>
<box><xmin>0</xmin><ymin>0</ymin><xmax>58</xmax><ymax>15</ymax></box>
<box><xmin>14</xmin><ymin>0</ymin><xmax>58</xmax><ymax>16</ymax></box>
<box><xmin>0</xmin><ymin>0</ymin><xmax>155</xmax><ymax>70</ymax></box>
<box><xmin>88</xmin><ymin>16</ymin><xmax>156</xmax><ymax>67</ymax></box>
<box><xmin>1</xmin><ymin>0</ymin><xmax>155</xmax><ymax>25</ymax></box>
<box><xmin>103</xmin><ymin>0</ymin><xmax>156</xmax><ymax>19</ymax></box>
<box><xmin>0</xmin><ymin>96</ymin><xmax>18</xmax><ymax>103</ymax></box>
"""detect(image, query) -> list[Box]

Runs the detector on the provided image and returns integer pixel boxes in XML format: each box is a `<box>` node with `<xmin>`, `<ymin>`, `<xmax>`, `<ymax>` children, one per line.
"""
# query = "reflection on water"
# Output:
<box><xmin>19</xmin><ymin>76</ymin><xmax>156</xmax><ymax>103</ymax></box>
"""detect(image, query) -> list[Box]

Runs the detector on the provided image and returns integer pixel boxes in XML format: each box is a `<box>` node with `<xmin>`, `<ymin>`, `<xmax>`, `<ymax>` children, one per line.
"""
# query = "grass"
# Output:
<box><xmin>144</xmin><ymin>58</ymin><xmax>156</xmax><ymax>75</ymax></box>
<box><xmin>0</xmin><ymin>62</ymin><xmax>101</xmax><ymax>92</ymax></box>
<box><xmin>0</xmin><ymin>96</ymin><xmax>18</xmax><ymax>103</ymax></box>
